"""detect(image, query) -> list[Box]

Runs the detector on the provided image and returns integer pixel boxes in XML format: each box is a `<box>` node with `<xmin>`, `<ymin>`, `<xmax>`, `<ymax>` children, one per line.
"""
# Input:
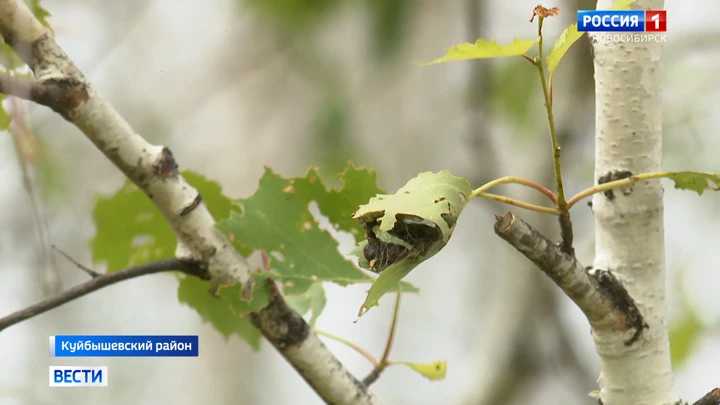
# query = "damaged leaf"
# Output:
<box><xmin>216</xmin><ymin>165</ymin><xmax>376</xmax><ymax>292</ymax></box>
<box><xmin>217</xmin><ymin>163</ymin><xmax>419</xmax><ymax>309</ymax></box>
<box><xmin>352</xmin><ymin>171</ymin><xmax>471</xmax><ymax>316</ymax></box>
<box><xmin>666</xmin><ymin>171</ymin><xmax>720</xmax><ymax>195</ymax></box>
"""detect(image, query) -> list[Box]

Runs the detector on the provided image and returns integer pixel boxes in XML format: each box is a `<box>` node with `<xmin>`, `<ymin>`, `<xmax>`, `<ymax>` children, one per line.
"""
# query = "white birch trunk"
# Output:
<box><xmin>591</xmin><ymin>1</ymin><xmax>677</xmax><ymax>403</ymax></box>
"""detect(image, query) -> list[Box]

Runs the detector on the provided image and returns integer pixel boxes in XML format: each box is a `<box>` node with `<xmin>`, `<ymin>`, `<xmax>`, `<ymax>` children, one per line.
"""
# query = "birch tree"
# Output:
<box><xmin>419</xmin><ymin>1</ymin><xmax>719</xmax><ymax>404</ymax></box>
<box><xmin>590</xmin><ymin>0</ymin><xmax>674</xmax><ymax>403</ymax></box>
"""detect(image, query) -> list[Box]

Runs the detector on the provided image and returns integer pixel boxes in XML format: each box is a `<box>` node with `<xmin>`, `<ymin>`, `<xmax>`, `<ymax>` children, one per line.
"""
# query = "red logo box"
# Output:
<box><xmin>646</xmin><ymin>10</ymin><xmax>666</xmax><ymax>32</ymax></box>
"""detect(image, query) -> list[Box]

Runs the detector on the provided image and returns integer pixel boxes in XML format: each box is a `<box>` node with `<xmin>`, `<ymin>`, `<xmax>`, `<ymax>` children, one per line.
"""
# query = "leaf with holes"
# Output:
<box><xmin>666</xmin><ymin>172</ymin><xmax>720</xmax><ymax>195</ymax></box>
<box><xmin>352</xmin><ymin>171</ymin><xmax>471</xmax><ymax>316</ymax></box>
<box><xmin>417</xmin><ymin>38</ymin><xmax>539</xmax><ymax>65</ymax></box>
<box><xmin>217</xmin><ymin>164</ymin><xmax>419</xmax><ymax>298</ymax></box>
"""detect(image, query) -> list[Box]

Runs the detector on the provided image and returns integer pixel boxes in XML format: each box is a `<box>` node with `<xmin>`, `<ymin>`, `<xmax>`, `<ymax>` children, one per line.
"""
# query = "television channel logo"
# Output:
<box><xmin>49</xmin><ymin>366</ymin><xmax>108</xmax><ymax>387</ymax></box>
<box><xmin>578</xmin><ymin>10</ymin><xmax>666</xmax><ymax>32</ymax></box>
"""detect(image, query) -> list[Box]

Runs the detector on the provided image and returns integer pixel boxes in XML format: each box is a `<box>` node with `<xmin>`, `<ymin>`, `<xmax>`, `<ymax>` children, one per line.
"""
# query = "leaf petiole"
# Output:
<box><xmin>314</xmin><ymin>329</ymin><xmax>378</xmax><ymax>366</ymax></box>
<box><xmin>474</xmin><ymin>191</ymin><xmax>561</xmax><ymax>215</ymax></box>
<box><xmin>363</xmin><ymin>292</ymin><xmax>402</xmax><ymax>386</ymax></box>
<box><xmin>471</xmin><ymin>175</ymin><xmax>557</xmax><ymax>204</ymax></box>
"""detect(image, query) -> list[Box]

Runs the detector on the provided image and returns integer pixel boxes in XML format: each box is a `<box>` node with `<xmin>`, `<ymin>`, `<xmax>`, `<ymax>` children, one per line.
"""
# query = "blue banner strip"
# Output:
<box><xmin>50</xmin><ymin>335</ymin><xmax>199</xmax><ymax>357</ymax></box>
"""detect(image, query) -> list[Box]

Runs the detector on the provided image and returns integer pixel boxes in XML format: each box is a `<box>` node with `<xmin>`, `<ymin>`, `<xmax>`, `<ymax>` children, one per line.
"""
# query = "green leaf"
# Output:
<box><xmin>0</xmin><ymin>95</ymin><xmax>9</xmax><ymax>130</ymax></box>
<box><xmin>91</xmin><ymin>181</ymin><xmax>174</xmax><ymax>271</ymax></box>
<box><xmin>91</xmin><ymin>171</ymin><xmax>263</xmax><ymax>349</ymax></box>
<box><xmin>418</xmin><ymin>38</ymin><xmax>539</xmax><ymax>65</ymax></box>
<box><xmin>217</xmin><ymin>164</ymin><xmax>384</xmax><ymax>293</ymax></box>
<box><xmin>217</xmin><ymin>273</ymin><xmax>272</xmax><ymax>315</ymax></box>
<box><xmin>359</xmin><ymin>261</ymin><xmax>418</xmax><ymax>315</ymax></box>
<box><xmin>177</xmin><ymin>275</ymin><xmax>262</xmax><ymax>350</ymax></box>
<box><xmin>25</xmin><ymin>0</ymin><xmax>51</xmax><ymax>28</ymax></box>
<box><xmin>546</xmin><ymin>23</ymin><xmax>584</xmax><ymax>75</ymax></box>
<box><xmin>285</xmin><ymin>281</ymin><xmax>327</xmax><ymax>326</ymax></box>
<box><xmin>395</xmin><ymin>280</ymin><xmax>421</xmax><ymax>293</ymax></box>
<box><xmin>393</xmin><ymin>360</ymin><xmax>447</xmax><ymax>381</ymax></box>
<box><xmin>352</xmin><ymin>171</ymin><xmax>471</xmax><ymax>316</ymax></box>
<box><xmin>91</xmin><ymin>171</ymin><xmax>232</xmax><ymax>272</ymax></box>
<box><xmin>305</xmin><ymin>163</ymin><xmax>385</xmax><ymax>244</ymax></box>
<box><xmin>610</xmin><ymin>0</ymin><xmax>637</xmax><ymax>10</ymax></box>
<box><xmin>353</xmin><ymin>171</ymin><xmax>471</xmax><ymax>248</ymax></box>
<box><xmin>666</xmin><ymin>171</ymin><xmax>720</xmax><ymax>195</ymax></box>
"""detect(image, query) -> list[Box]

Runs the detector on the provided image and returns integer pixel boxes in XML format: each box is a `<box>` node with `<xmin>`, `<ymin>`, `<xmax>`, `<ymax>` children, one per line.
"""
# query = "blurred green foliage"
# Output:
<box><xmin>368</xmin><ymin>0</ymin><xmax>409</xmax><ymax>62</ymax></box>
<box><xmin>669</xmin><ymin>307</ymin><xmax>703</xmax><ymax>369</ymax></box>
<box><xmin>310</xmin><ymin>94</ymin><xmax>354</xmax><ymax>185</ymax></box>
<box><xmin>240</xmin><ymin>0</ymin><xmax>409</xmax><ymax>62</ymax></box>
<box><xmin>484</xmin><ymin>58</ymin><xmax>537</xmax><ymax>131</ymax></box>
<box><xmin>242</xmin><ymin>0</ymin><xmax>344</xmax><ymax>32</ymax></box>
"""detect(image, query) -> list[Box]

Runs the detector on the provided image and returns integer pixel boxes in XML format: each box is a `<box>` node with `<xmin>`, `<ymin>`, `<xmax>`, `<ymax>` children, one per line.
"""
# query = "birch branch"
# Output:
<box><xmin>0</xmin><ymin>1</ymin><xmax>380</xmax><ymax>403</ymax></box>
<box><xmin>693</xmin><ymin>389</ymin><xmax>720</xmax><ymax>405</ymax></box>
<box><xmin>493</xmin><ymin>212</ymin><xmax>646</xmax><ymax>337</ymax></box>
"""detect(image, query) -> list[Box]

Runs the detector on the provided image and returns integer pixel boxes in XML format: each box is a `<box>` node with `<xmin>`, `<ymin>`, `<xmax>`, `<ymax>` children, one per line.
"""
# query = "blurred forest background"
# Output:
<box><xmin>0</xmin><ymin>0</ymin><xmax>718</xmax><ymax>404</ymax></box>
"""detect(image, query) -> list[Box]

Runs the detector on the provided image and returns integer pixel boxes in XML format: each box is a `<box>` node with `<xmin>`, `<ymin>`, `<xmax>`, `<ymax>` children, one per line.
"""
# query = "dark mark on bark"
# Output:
<box><xmin>592</xmin><ymin>269</ymin><xmax>648</xmax><ymax>345</ymax></box>
<box><xmin>250</xmin><ymin>282</ymin><xmax>309</xmax><ymax>349</ymax></box>
<box><xmin>34</xmin><ymin>77</ymin><xmax>88</xmax><ymax>115</ymax></box>
<box><xmin>154</xmin><ymin>147</ymin><xmax>179</xmax><ymax>177</ymax></box>
<box><xmin>598</xmin><ymin>170</ymin><xmax>633</xmax><ymax>200</ymax></box>
<box><xmin>180</xmin><ymin>194</ymin><xmax>202</xmax><ymax>217</ymax></box>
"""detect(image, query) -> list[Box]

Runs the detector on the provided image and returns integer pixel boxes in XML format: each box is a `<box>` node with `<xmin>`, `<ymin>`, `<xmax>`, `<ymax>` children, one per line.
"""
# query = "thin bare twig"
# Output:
<box><xmin>7</xmin><ymin>96</ymin><xmax>62</xmax><ymax>294</ymax></box>
<box><xmin>0</xmin><ymin>258</ymin><xmax>209</xmax><ymax>332</ymax></box>
<box><xmin>51</xmin><ymin>245</ymin><xmax>102</xmax><ymax>278</ymax></box>
<box><xmin>363</xmin><ymin>292</ymin><xmax>402</xmax><ymax>386</ymax></box>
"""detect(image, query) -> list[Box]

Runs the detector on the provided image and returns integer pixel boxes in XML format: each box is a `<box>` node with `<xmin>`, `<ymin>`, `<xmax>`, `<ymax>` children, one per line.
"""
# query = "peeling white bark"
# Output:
<box><xmin>591</xmin><ymin>1</ymin><xmax>677</xmax><ymax>404</ymax></box>
<box><xmin>0</xmin><ymin>0</ymin><xmax>380</xmax><ymax>403</ymax></box>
